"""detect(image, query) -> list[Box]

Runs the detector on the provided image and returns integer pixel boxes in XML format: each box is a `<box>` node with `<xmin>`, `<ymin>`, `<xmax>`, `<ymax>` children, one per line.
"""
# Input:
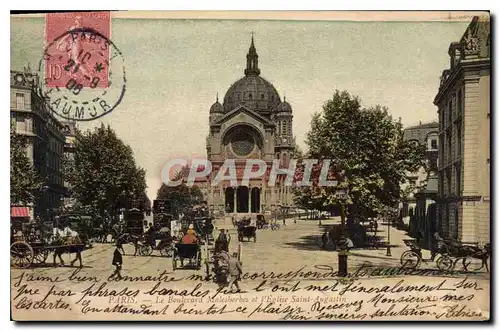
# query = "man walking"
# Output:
<box><xmin>227</xmin><ymin>252</ymin><xmax>242</xmax><ymax>293</ymax></box>
<box><xmin>110</xmin><ymin>244</ymin><xmax>123</xmax><ymax>280</ymax></box>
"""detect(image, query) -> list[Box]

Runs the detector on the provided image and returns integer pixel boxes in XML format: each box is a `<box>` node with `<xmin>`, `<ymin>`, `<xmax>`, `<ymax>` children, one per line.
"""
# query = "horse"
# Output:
<box><xmin>52</xmin><ymin>236</ymin><xmax>85</xmax><ymax>268</ymax></box>
<box><xmin>460</xmin><ymin>243</ymin><xmax>491</xmax><ymax>272</ymax></box>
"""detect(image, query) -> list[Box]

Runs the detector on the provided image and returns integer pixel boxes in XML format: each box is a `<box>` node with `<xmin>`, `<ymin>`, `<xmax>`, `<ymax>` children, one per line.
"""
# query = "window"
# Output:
<box><xmin>439</xmin><ymin>174</ymin><xmax>444</xmax><ymax>196</ymax></box>
<box><xmin>261</xmin><ymin>94</ymin><xmax>265</xmax><ymax>100</ymax></box>
<box><xmin>446</xmin><ymin>168</ymin><xmax>452</xmax><ymax>195</ymax></box>
<box><xmin>454</xmin><ymin>210</ymin><xmax>459</xmax><ymax>239</ymax></box>
<box><xmin>248</xmin><ymin>93</ymin><xmax>252</xmax><ymax>100</ymax></box>
<box><xmin>457</xmin><ymin>89</ymin><xmax>463</xmax><ymax>116</ymax></box>
<box><xmin>455</xmin><ymin>164</ymin><xmax>461</xmax><ymax>196</ymax></box>
<box><xmin>16</xmin><ymin>114</ymin><xmax>24</xmax><ymax>132</ymax></box>
<box><xmin>16</xmin><ymin>93</ymin><xmax>25</xmax><ymax>110</ymax></box>
<box><xmin>439</xmin><ymin>109</ymin><xmax>444</xmax><ymax>131</ymax></box>
<box><xmin>431</xmin><ymin>139</ymin><xmax>438</xmax><ymax>150</ymax></box>
<box><xmin>447</xmin><ymin>134</ymin><xmax>452</xmax><ymax>162</ymax></box>
<box><xmin>456</xmin><ymin>121</ymin><xmax>462</xmax><ymax>156</ymax></box>
<box><xmin>25</xmin><ymin>117</ymin><xmax>32</xmax><ymax>133</ymax></box>
<box><xmin>448</xmin><ymin>99</ymin><xmax>453</xmax><ymax>126</ymax></box>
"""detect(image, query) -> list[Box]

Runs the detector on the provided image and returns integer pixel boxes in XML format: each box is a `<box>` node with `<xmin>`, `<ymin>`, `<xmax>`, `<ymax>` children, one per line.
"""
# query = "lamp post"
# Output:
<box><xmin>336</xmin><ymin>187</ymin><xmax>349</xmax><ymax>277</ymax></box>
<box><xmin>386</xmin><ymin>209</ymin><xmax>393</xmax><ymax>256</ymax></box>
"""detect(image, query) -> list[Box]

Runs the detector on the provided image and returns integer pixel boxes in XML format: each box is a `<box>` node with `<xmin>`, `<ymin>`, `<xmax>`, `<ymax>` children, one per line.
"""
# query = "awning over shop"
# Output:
<box><xmin>11</xmin><ymin>207</ymin><xmax>30</xmax><ymax>218</ymax></box>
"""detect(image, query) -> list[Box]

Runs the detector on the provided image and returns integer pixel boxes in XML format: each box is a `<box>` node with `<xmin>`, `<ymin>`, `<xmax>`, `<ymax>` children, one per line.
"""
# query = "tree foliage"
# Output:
<box><xmin>10</xmin><ymin>123</ymin><xmax>42</xmax><ymax>205</ymax></box>
<box><xmin>294</xmin><ymin>90</ymin><xmax>426</xmax><ymax>216</ymax></box>
<box><xmin>156</xmin><ymin>166</ymin><xmax>204</xmax><ymax>211</ymax></box>
<box><xmin>64</xmin><ymin>124</ymin><xmax>147</xmax><ymax>218</ymax></box>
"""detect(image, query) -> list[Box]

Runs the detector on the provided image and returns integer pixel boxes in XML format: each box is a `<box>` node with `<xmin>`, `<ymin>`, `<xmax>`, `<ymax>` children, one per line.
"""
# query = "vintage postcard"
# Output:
<box><xmin>10</xmin><ymin>11</ymin><xmax>491</xmax><ymax>321</ymax></box>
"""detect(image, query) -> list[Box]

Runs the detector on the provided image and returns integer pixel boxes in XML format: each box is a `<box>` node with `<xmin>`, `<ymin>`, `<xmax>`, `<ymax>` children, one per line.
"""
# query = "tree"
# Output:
<box><xmin>64</xmin><ymin>124</ymin><xmax>147</xmax><ymax>219</ymax></box>
<box><xmin>156</xmin><ymin>166</ymin><xmax>204</xmax><ymax>212</ymax></box>
<box><xmin>10</xmin><ymin>123</ymin><xmax>42</xmax><ymax>205</ymax></box>
<box><xmin>295</xmin><ymin>90</ymin><xmax>426</xmax><ymax>218</ymax></box>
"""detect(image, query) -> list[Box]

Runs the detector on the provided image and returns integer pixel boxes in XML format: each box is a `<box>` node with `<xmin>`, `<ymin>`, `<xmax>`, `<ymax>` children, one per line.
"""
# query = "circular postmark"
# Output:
<box><xmin>36</xmin><ymin>27</ymin><xmax>126</xmax><ymax>121</ymax></box>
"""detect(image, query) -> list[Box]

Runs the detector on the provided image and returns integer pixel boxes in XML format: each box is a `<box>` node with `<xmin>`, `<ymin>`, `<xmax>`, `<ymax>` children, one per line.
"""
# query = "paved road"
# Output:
<box><xmin>11</xmin><ymin>218</ymin><xmax>490</xmax><ymax>321</ymax></box>
<box><xmin>11</xmin><ymin>217</ymin><xmax>489</xmax><ymax>283</ymax></box>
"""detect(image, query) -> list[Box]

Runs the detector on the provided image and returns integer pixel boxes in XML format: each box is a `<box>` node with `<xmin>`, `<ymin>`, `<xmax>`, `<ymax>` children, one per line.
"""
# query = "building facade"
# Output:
<box><xmin>10</xmin><ymin>68</ymin><xmax>66</xmax><ymax>220</ymax></box>
<box><xmin>434</xmin><ymin>16</ymin><xmax>490</xmax><ymax>245</ymax></box>
<box><xmin>400</xmin><ymin>122</ymin><xmax>439</xmax><ymax>238</ymax></box>
<box><xmin>205</xmin><ymin>37</ymin><xmax>295</xmax><ymax>216</ymax></box>
<box><xmin>61</xmin><ymin>120</ymin><xmax>78</xmax><ymax>208</ymax></box>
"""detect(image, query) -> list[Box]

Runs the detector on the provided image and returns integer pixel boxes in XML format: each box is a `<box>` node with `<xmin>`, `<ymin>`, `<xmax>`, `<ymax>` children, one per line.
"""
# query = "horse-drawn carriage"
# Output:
<box><xmin>400</xmin><ymin>239</ymin><xmax>491</xmax><ymax>272</ymax></box>
<box><xmin>172</xmin><ymin>243</ymin><xmax>201</xmax><ymax>270</ymax></box>
<box><xmin>10</xmin><ymin>222</ymin><xmax>86</xmax><ymax>268</ymax></box>
<box><xmin>236</xmin><ymin>218</ymin><xmax>257</xmax><ymax>242</ymax></box>
<box><xmin>135</xmin><ymin>226</ymin><xmax>174</xmax><ymax>257</ymax></box>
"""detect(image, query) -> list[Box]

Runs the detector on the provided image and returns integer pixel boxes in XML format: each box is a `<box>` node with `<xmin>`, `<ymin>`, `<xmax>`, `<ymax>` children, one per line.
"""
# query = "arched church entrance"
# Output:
<box><xmin>236</xmin><ymin>186</ymin><xmax>249</xmax><ymax>213</ymax></box>
<box><xmin>225</xmin><ymin>187</ymin><xmax>235</xmax><ymax>213</ymax></box>
<box><xmin>251</xmin><ymin>187</ymin><xmax>261</xmax><ymax>213</ymax></box>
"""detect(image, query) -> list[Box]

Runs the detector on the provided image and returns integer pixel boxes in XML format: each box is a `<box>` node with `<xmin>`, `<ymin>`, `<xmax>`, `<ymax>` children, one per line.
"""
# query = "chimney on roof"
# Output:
<box><xmin>419</xmin><ymin>120</ymin><xmax>422</xmax><ymax>126</ymax></box>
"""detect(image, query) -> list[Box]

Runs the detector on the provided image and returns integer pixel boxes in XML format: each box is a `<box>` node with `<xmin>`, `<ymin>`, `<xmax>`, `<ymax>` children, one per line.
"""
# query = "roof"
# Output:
<box><xmin>404</xmin><ymin>122</ymin><xmax>439</xmax><ymax>131</ymax></box>
<box><xmin>223</xmin><ymin>75</ymin><xmax>281</xmax><ymax>114</ymax></box>
<box><xmin>214</xmin><ymin>104</ymin><xmax>275</xmax><ymax>127</ymax></box>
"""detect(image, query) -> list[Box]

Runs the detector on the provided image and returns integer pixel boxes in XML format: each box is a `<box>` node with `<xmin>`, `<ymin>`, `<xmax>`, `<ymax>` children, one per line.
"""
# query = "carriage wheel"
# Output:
<box><xmin>11</xmin><ymin>241</ymin><xmax>34</xmax><ymax>269</ymax></box>
<box><xmin>160</xmin><ymin>246</ymin><xmax>172</xmax><ymax>257</ymax></box>
<box><xmin>400</xmin><ymin>250</ymin><xmax>421</xmax><ymax>269</ymax></box>
<box><xmin>33</xmin><ymin>248</ymin><xmax>49</xmax><ymax>264</ymax></box>
<box><xmin>140</xmin><ymin>245</ymin><xmax>153</xmax><ymax>256</ymax></box>
<box><xmin>436</xmin><ymin>255</ymin><xmax>454</xmax><ymax>272</ymax></box>
<box><xmin>196</xmin><ymin>251</ymin><xmax>201</xmax><ymax>270</ymax></box>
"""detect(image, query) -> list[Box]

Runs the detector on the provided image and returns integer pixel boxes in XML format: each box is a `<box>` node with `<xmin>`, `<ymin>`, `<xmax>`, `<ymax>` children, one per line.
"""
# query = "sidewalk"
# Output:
<box><xmin>347</xmin><ymin>222</ymin><xmax>413</xmax><ymax>267</ymax></box>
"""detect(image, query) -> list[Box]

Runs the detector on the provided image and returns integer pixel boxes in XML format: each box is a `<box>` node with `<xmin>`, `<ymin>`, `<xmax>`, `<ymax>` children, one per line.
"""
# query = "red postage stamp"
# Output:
<box><xmin>45</xmin><ymin>12</ymin><xmax>111</xmax><ymax>88</ymax></box>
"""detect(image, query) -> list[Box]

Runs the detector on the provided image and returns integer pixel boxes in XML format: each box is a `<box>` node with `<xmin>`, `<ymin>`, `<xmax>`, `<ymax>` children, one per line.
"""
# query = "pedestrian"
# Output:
<box><xmin>227</xmin><ymin>252</ymin><xmax>242</xmax><ymax>293</ymax></box>
<box><xmin>345</xmin><ymin>237</ymin><xmax>354</xmax><ymax>251</ymax></box>
<box><xmin>283</xmin><ymin>218</ymin><xmax>286</xmax><ymax>226</ymax></box>
<box><xmin>321</xmin><ymin>231</ymin><xmax>328</xmax><ymax>250</ymax></box>
<box><xmin>116</xmin><ymin>233</ymin><xmax>127</xmax><ymax>255</ymax></box>
<box><xmin>110</xmin><ymin>244</ymin><xmax>123</xmax><ymax>280</ymax></box>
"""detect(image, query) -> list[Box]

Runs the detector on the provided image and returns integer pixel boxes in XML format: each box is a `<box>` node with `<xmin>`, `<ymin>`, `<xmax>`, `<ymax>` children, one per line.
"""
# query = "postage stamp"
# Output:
<box><xmin>37</xmin><ymin>12</ymin><xmax>126</xmax><ymax>121</ymax></box>
<box><xmin>10</xmin><ymin>11</ymin><xmax>491</xmax><ymax>322</ymax></box>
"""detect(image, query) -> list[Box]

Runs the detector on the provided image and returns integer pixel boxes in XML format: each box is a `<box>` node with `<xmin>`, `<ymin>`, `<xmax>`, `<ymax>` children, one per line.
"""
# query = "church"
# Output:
<box><xmin>205</xmin><ymin>36</ymin><xmax>295</xmax><ymax>216</ymax></box>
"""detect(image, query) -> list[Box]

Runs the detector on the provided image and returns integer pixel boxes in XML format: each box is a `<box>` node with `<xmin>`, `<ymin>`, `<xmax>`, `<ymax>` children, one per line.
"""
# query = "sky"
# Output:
<box><xmin>10</xmin><ymin>12</ymin><xmax>471</xmax><ymax>201</ymax></box>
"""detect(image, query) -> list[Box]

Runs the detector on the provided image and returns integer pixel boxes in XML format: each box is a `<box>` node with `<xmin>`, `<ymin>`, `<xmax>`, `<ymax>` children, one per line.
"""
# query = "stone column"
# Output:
<box><xmin>233</xmin><ymin>187</ymin><xmax>237</xmax><ymax>213</ymax></box>
<box><xmin>248</xmin><ymin>185</ymin><xmax>252</xmax><ymax>213</ymax></box>
<box><xmin>219</xmin><ymin>185</ymin><xmax>223</xmax><ymax>214</ymax></box>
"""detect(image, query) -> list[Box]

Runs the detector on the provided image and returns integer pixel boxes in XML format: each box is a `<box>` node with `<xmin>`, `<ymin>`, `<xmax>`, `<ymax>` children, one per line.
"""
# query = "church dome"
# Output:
<box><xmin>276</xmin><ymin>99</ymin><xmax>292</xmax><ymax>113</ymax></box>
<box><xmin>210</xmin><ymin>100</ymin><xmax>224</xmax><ymax>113</ymax></box>
<box><xmin>223</xmin><ymin>75</ymin><xmax>281</xmax><ymax>113</ymax></box>
<box><xmin>222</xmin><ymin>35</ymin><xmax>281</xmax><ymax>114</ymax></box>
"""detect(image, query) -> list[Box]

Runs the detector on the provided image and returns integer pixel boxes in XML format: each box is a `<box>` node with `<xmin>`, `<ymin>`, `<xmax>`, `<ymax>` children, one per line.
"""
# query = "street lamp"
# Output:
<box><xmin>335</xmin><ymin>186</ymin><xmax>349</xmax><ymax>278</ymax></box>
<box><xmin>386</xmin><ymin>208</ymin><xmax>394</xmax><ymax>257</ymax></box>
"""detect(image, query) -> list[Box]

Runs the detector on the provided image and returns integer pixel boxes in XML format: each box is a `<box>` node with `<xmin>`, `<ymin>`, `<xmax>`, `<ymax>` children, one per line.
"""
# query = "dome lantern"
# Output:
<box><xmin>244</xmin><ymin>32</ymin><xmax>260</xmax><ymax>76</ymax></box>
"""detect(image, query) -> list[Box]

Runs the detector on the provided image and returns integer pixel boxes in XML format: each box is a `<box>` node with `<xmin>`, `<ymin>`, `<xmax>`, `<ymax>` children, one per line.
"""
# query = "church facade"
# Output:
<box><xmin>205</xmin><ymin>37</ymin><xmax>295</xmax><ymax>216</ymax></box>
